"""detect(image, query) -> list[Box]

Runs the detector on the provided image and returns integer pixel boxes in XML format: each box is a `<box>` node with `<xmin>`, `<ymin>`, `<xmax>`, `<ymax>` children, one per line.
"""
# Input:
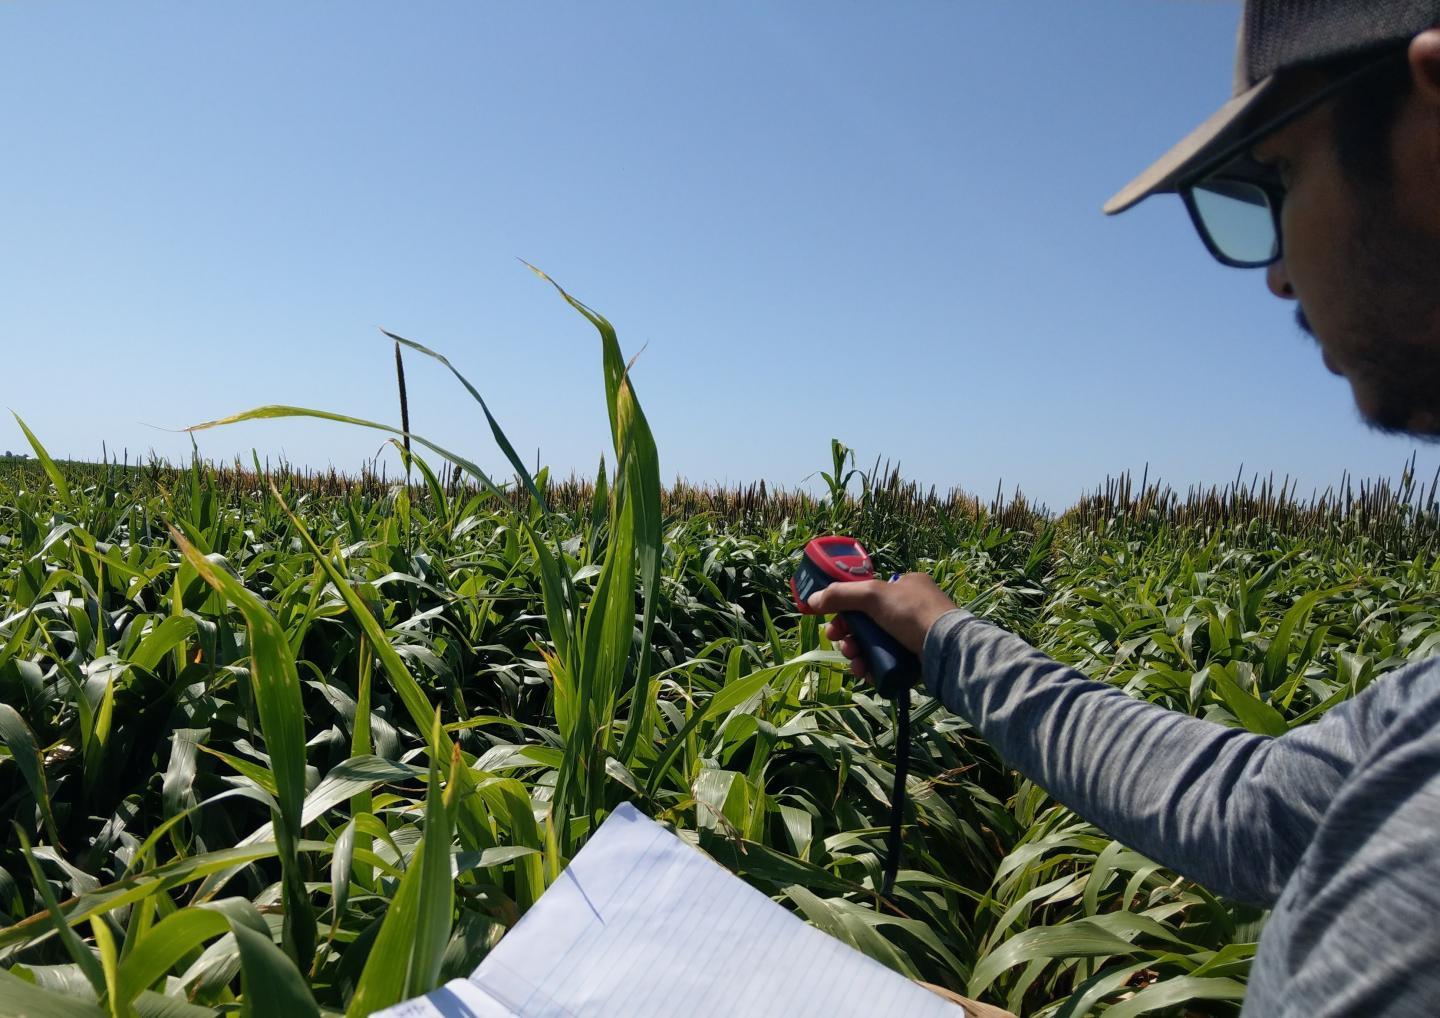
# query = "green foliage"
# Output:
<box><xmin>1</xmin><ymin>279</ymin><xmax>1438</xmax><ymax>1016</ymax></box>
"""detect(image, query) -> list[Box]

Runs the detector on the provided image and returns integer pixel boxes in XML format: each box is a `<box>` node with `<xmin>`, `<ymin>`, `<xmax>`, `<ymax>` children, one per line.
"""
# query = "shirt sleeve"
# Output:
<box><xmin>1249</xmin><ymin>735</ymin><xmax>1440</xmax><ymax>1017</ymax></box>
<box><xmin>921</xmin><ymin>609</ymin><xmax>1418</xmax><ymax>907</ymax></box>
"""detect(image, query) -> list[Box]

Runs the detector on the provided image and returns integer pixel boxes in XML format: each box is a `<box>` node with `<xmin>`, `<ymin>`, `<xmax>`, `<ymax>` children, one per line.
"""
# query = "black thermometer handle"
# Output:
<box><xmin>842</xmin><ymin>609</ymin><xmax>920</xmax><ymax>698</ymax></box>
<box><xmin>792</xmin><ymin>538</ymin><xmax>917</xmax><ymax>903</ymax></box>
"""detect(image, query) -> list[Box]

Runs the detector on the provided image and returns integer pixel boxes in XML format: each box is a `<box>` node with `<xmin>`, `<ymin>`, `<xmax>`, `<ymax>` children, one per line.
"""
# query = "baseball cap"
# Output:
<box><xmin>1105</xmin><ymin>0</ymin><xmax>1440</xmax><ymax>215</ymax></box>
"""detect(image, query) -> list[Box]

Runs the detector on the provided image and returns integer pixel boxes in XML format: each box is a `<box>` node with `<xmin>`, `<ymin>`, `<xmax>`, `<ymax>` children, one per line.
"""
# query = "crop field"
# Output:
<box><xmin>2</xmin><ymin>286</ymin><xmax>1439</xmax><ymax>1017</ymax></box>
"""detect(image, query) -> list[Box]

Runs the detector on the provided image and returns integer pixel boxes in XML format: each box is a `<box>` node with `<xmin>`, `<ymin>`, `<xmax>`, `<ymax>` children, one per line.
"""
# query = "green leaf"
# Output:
<box><xmin>127</xmin><ymin>616</ymin><xmax>197</xmax><ymax>674</ymax></box>
<box><xmin>408</xmin><ymin>715</ymin><xmax>459</xmax><ymax>998</ymax></box>
<box><xmin>116</xmin><ymin>900</ymin><xmax>263</xmax><ymax>1005</ymax></box>
<box><xmin>1263</xmin><ymin>585</ymin><xmax>1347</xmax><ymax>694</ymax></box>
<box><xmin>783</xmin><ymin>885</ymin><xmax>918</xmax><ymax>978</ymax></box>
<box><xmin>1100</xmin><ymin>975</ymin><xmax>1248</xmax><ymax>1018</ymax></box>
<box><xmin>646</xmin><ymin>649</ymin><xmax>841</xmax><ymax>797</ymax></box>
<box><xmin>232</xmin><ymin>919</ymin><xmax>320</xmax><ymax>1018</ymax></box>
<box><xmin>329</xmin><ymin>819</ymin><xmax>359</xmax><ymax>940</ymax></box>
<box><xmin>0</xmin><ymin>966</ymin><xmax>106</xmax><ymax>1018</ymax></box>
<box><xmin>170</xmin><ymin>530</ymin><xmax>315</xmax><ymax>965</ymax></box>
<box><xmin>195</xmin><ymin>744</ymin><xmax>279</xmax><ymax>796</ymax></box>
<box><xmin>1207</xmin><ymin>663</ymin><xmax>1289</xmax><ymax>736</ymax></box>
<box><xmin>267</xmin><ymin>493</ymin><xmax>496</xmax><ymax>858</ymax></box>
<box><xmin>187</xmin><ymin>405</ymin><xmax>509</xmax><ymax>503</ymax></box>
<box><xmin>1050</xmin><ymin>961</ymin><xmax>1154</xmax><ymax>1018</ymax></box>
<box><xmin>969</xmin><ymin>920</ymin><xmax>1138</xmax><ymax>998</ymax></box>
<box><xmin>11</xmin><ymin>413</ymin><xmax>72</xmax><ymax>504</ymax></box>
<box><xmin>381</xmin><ymin>330</ymin><xmax>547</xmax><ymax>512</ymax></box>
<box><xmin>526</xmin><ymin>527</ymin><xmax>573</xmax><ymax>676</ymax></box>
<box><xmin>15</xmin><ymin>826</ymin><xmax>106</xmax><ymax>995</ymax></box>
<box><xmin>520</xmin><ymin>266</ymin><xmax>665</xmax><ymax>810</ymax></box>
<box><xmin>701</xmin><ymin>834</ymin><xmax>862</xmax><ymax>898</ymax></box>
<box><xmin>0</xmin><ymin>704</ymin><xmax>63</xmax><ymax>845</ymax></box>
<box><xmin>344</xmin><ymin>824</ymin><xmax>426</xmax><ymax>1016</ymax></box>
<box><xmin>0</xmin><ymin>840</ymin><xmax>306</xmax><ymax>954</ymax></box>
<box><xmin>88</xmin><ymin>915</ymin><xmax>129</xmax><ymax>1018</ymax></box>
<box><xmin>160</xmin><ymin>728</ymin><xmax>207</xmax><ymax>840</ymax></box>
<box><xmin>191</xmin><ymin>756</ymin><xmax>418</xmax><ymax>903</ymax></box>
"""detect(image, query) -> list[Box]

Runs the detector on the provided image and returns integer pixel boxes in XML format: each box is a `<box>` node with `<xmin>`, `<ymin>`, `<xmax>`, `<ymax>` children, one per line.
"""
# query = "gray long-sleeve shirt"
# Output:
<box><xmin>922</xmin><ymin>609</ymin><xmax>1440</xmax><ymax>1017</ymax></box>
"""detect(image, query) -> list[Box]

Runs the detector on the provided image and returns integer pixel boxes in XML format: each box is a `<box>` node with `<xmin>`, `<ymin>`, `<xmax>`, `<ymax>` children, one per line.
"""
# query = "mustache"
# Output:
<box><xmin>1296</xmin><ymin>306</ymin><xmax>1314</xmax><ymax>337</ymax></box>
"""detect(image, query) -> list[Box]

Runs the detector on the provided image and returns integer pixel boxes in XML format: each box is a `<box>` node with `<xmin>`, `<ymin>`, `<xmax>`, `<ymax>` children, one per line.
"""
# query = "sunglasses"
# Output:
<box><xmin>1178</xmin><ymin>47</ymin><xmax>1407</xmax><ymax>269</ymax></box>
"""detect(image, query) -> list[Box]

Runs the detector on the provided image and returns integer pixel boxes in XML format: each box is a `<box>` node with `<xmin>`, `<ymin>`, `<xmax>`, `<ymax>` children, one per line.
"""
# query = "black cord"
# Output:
<box><xmin>880</xmin><ymin>689</ymin><xmax>910</xmax><ymax>903</ymax></box>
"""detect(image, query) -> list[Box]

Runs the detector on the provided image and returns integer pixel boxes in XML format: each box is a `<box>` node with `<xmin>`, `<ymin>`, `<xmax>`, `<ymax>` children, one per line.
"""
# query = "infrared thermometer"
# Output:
<box><xmin>791</xmin><ymin>536</ymin><xmax>920</xmax><ymax>697</ymax></box>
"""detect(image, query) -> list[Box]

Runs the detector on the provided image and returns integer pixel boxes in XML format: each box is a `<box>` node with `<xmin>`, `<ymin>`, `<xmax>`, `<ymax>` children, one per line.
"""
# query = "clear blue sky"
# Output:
<box><xmin>4</xmin><ymin>1</ymin><xmax>1436</xmax><ymax>509</ymax></box>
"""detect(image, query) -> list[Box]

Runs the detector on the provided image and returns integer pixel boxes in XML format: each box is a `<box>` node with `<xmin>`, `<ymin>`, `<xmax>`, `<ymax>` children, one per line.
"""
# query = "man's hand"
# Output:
<box><xmin>806</xmin><ymin>573</ymin><xmax>957</xmax><ymax>680</ymax></box>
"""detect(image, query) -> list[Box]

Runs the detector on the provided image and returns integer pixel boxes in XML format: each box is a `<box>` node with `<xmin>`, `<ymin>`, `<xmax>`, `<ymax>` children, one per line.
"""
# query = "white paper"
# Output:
<box><xmin>375</xmin><ymin>802</ymin><xmax>963</xmax><ymax>1017</ymax></box>
<box><xmin>371</xmin><ymin>978</ymin><xmax>513</xmax><ymax>1018</ymax></box>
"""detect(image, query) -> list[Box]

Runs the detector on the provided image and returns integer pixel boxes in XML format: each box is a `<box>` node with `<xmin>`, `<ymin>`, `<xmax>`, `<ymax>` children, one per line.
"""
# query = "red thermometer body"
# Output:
<box><xmin>791</xmin><ymin>536</ymin><xmax>920</xmax><ymax>697</ymax></box>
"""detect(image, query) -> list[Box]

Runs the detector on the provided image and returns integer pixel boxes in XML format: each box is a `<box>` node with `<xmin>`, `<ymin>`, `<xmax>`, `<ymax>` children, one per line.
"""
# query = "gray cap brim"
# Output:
<box><xmin>1103</xmin><ymin>76</ymin><xmax>1277</xmax><ymax>215</ymax></box>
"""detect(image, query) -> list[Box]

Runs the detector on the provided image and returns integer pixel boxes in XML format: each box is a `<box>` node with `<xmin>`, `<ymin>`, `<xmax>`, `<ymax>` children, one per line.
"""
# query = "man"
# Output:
<box><xmin>809</xmin><ymin>4</ymin><xmax>1440</xmax><ymax>1015</ymax></box>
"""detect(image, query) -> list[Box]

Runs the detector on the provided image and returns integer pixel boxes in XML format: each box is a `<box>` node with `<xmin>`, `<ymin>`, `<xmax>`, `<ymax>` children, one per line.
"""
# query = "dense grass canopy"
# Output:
<box><xmin>1</xmin><ymin>291</ymin><xmax>1437</xmax><ymax>1017</ymax></box>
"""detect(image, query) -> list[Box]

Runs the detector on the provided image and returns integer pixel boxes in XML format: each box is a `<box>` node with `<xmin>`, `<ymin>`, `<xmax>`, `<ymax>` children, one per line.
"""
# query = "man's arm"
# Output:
<box><xmin>923</xmin><ymin>608</ymin><xmax>1407</xmax><ymax>906</ymax></box>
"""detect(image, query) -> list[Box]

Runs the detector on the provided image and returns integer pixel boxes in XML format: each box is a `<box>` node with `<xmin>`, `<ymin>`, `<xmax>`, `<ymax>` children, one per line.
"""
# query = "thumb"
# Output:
<box><xmin>807</xmin><ymin>580</ymin><xmax>884</xmax><ymax>615</ymax></box>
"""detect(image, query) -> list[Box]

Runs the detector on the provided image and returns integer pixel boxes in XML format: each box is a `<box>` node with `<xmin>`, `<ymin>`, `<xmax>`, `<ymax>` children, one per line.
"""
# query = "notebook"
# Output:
<box><xmin>374</xmin><ymin>802</ymin><xmax>963</xmax><ymax>1017</ymax></box>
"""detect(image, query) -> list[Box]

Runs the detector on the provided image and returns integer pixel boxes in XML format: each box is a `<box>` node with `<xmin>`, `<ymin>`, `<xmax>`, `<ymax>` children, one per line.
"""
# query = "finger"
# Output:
<box><xmin>824</xmin><ymin>618</ymin><xmax>852</xmax><ymax>641</ymax></box>
<box><xmin>807</xmin><ymin>579</ymin><xmax>883</xmax><ymax>615</ymax></box>
<box><xmin>824</xmin><ymin>625</ymin><xmax>857</xmax><ymax>658</ymax></box>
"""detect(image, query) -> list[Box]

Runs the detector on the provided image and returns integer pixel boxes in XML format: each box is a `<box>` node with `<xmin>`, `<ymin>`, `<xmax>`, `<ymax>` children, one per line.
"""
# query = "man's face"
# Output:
<box><xmin>1253</xmin><ymin>49</ymin><xmax>1440</xmax><ymax>437</ymax></box>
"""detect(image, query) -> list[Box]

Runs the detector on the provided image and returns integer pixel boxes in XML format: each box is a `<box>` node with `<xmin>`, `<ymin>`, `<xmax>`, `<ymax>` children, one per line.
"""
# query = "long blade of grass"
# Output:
<box><xmin>968</xmin><ymin>921</ymin><xmax>1138</xmax><ymax>999</ymax></box>
<box><xmin>88</xmin><ymin>915</ymin><xmax>127</xmax><ymax>1018</ymax></box>
<box><xmin>15</xmin><ymin>825</ymin><xmax>107</xmax><ymax>993</ymax></box>
<box><xmin>523</xmin><ymin>266</ymin><xmax>664</xmax><ymax>774</ymax></box>
<box><xmin>0</xmin><ymin>705</ymin><xmax>63</xmax><ymax>845</ymax></box>
<box><xmin>1099</xmin><ymin>975</ymin><xmax>1248</xmax><ymax>1018</ymax></box>
<box><xmin>185</xmin><ymin>406</ymin><xmax>509</xmax><ymax>502</ymax></box>
<box><xmin>0</xmin><ymin>839</ymin><xmax>327</xmax><ymax>954</ymax></box>
<box><xmin>407</xmin><ymin>716</ymin><xmax>459</xmax><ymax>997</ymax></box>
<box><xmin>344</xmin><ymin>736</ymin><xmax>458</xmax><ymax>1018</ymax></box>
<box><xmin>11</xmin><ymin>413</ymin><xmax>72</xmax><ymax>504</ymax></box>
<box><xmin>169</xmin><ymin>529</ymin><xmax>315</xmax><ymax>967</ymax></box>
<box><xmin>382</xmin><ymin>329</ymin><xmax>548</xmax><ymax>512</ymax></box>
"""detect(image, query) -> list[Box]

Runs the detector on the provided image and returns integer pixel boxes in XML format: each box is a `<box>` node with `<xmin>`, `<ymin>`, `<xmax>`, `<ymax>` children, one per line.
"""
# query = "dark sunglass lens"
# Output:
<box><xmin>1192</xmin><ymin>179</ymin><xmax>1278</xmax><ymax>266</ymax></box>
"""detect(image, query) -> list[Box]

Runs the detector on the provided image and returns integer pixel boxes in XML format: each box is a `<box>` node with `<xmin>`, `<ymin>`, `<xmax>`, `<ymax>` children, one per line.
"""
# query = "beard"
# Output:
<box><xmin>1304</xmin><ymin>187</ymin><xmax>1440</xmax><ymax>438</ymax></box>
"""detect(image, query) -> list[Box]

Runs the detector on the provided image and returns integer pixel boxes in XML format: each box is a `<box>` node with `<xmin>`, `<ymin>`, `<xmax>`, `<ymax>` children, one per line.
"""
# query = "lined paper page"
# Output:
<box><xmin>376</xmin><ymin>802</ymin><xmax>963</xmax><ymax>1018</ymax></box>
<box><xmin>373</xmin><ymin>978</ymin><xmax>514</xmax><ymax>1018</ymax></box>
